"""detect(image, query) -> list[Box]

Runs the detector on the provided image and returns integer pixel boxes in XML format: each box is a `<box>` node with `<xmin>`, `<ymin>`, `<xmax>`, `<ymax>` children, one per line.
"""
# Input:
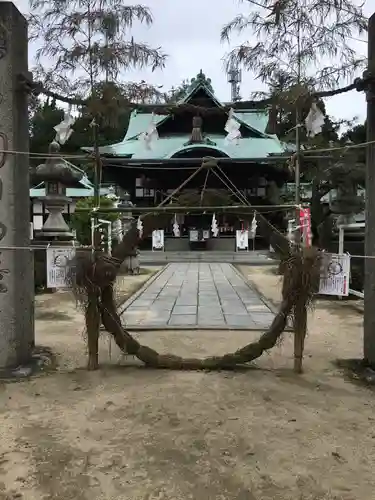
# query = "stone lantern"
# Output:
<box><xmin>34</xmin><ymin>141</ymin><xmax>83</xmax><ymax>243</ymax></box>
<box><xmin>329</xmin><ymin>157</ymin><xmax>364</xmax><ymax>227</ymax></box>
<box><xmin>117</xmin><ymin>190</ymin><xmax>139</xmax><ymax>274</ymax></box>
<box><xmin>118</xmin><ymin>190</ymin><xmax>134</xmax><ymax>236</ymax></box>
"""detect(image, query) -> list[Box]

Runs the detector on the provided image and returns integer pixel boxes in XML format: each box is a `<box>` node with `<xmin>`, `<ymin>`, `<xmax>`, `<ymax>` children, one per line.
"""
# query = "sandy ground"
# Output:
<box><xmin>0</xmin><ymin>264</ymin><xmax>374</xmax><ymax>500</ymax></box>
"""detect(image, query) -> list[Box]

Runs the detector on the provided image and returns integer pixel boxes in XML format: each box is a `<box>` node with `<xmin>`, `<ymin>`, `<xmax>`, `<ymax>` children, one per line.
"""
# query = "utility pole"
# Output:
<box><xmin>363</xmin><ymin>12</ymin><xmax>375</xmax><ymax>366</ymax></box>
<box><xmin>295</xmin><ymin>3</ymin><xmax>302</xmax><ymax>207</ymax></box>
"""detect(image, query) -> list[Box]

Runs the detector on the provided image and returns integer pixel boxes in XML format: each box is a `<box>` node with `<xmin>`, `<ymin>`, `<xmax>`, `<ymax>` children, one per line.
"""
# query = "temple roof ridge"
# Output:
<box><xmin>177</xmin><ymin>69</ymin><xmax>221</xmax><ymax>107</ymax></box>
<box><xmin>187</xmin><ymin>69</ymin><xmax>214</xmax><ymax>94</ymax></box>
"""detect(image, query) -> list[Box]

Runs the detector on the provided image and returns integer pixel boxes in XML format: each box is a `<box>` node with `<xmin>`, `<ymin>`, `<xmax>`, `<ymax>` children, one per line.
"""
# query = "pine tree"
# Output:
<box><xmin>28</xmin><ymin>0</ymin><xmax>167</xmax><ymax>118</ymax></box>
<box><xmin>222</xmin><ymin>1</ymin><xmax>367</xmax><ymax>235</ymax></box>
<box><xmin>221</xmin><ymin>0</ymin><xmax>367</xmax><ymax>97</ymax></box>
<box><xmin>29</xmin><ymin>0</ymin><xmax>167</xmax><ymax>203</ymax></box>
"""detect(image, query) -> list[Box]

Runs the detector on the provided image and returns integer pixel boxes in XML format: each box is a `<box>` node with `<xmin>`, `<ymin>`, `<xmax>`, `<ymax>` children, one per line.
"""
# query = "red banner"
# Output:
<box><xmin>299</xmin><ymin>208</ymin><xmax>312</xmax><ymax>247</ymax></box>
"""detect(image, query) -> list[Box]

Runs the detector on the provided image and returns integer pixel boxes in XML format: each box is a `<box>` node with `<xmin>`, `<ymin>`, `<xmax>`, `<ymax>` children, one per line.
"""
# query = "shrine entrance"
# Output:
<box><xmin>96</xmin><ymin>68</ymin><xmax>291</xmax><ymax>254</ymax></box>
<box><xmin>170</xmin><ymin>148</ymin><xmax>235</xmax><ymax>251</ymax></box>
<box><xmin>126</xmin><ymin>153</ymin><xmax>290</xmax><ymax>254</ymax></box>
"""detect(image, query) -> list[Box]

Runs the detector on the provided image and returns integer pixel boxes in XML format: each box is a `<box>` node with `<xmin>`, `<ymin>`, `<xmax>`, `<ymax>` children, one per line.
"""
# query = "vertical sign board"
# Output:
<box><xmin>46</xmin><ymin>247</ymin><xmax>76</xmax><ymax>288</ymax></box>
<box><xmin>152</xmin><ymin>229</ymin><xmax>164</xmax><ymax>251</ymax></box>
<box><xmin>236</xmin><ymin>230</ymin><xmax>249</xmax><ymax>251</ymax></box>
<box><xmin>299</xmin><ymin>207</ymin><xmax>312</xmax><ymax>247</ymax></box>
<box><xmin>319</xmin><ymin>253</ymin><xmax>351</xmax><ymax>296</ymax></box>
<box><xmin>189</xmin><ymin>229</ymin><xmax>198</xmax><ymax>242</ymax></box>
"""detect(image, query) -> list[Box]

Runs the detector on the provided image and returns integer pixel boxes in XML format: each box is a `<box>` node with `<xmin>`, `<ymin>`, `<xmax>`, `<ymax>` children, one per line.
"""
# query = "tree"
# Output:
<box><xmin>30</xmin><ymin>100</ymin><xmax>64</xmax><ymax>166</ymax></box>
<box><xmin>28</xmin><ymin>96</ymin><xmax>129</xmax><ymax>178</ymax></box>
<box><xmin>29</xmin><ymin>0</ymin><xmax>167</xmax><ymax>102</ymax></box>
<box><xmin>341</xmin><ymin>121</ymin><xmax>366</xmax><ymax>145</ymax></box>
<box><xmin>165</xmin><ymin>79</ymin><xmax>191</xmax><ymax>103</ymax></box>
<box><xmin>29</xmin><ymin>1</ymin><xmax>167</xmax><ymax>198</ymax></box>
<box><xmin>222</xmin><ymin>2</ymin><xmax>367</xmax><ymax>237</ymax></box>
<box><xmin>222</xmin><ymin>0</ymin><xmax>367</xmax><ymax>97</ymax></box>
<box><xmin>222</xmin><ymin>0</ymin><xmax>366</xmax><ymax>149</ymax></box>
<box><xmin>70</xmin><ymin>196</ymin><xmax>119</xmax><ymax>245</ymax></box>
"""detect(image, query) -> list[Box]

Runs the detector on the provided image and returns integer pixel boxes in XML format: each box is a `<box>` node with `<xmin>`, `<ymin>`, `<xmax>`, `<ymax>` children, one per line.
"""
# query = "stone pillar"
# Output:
<box><xmin>0</xmin><ymin>3</ymin><xmax>34</xmax><ymax>369</ymax></box>
<box><xmin>119</xmin><ymin>191</ymin><xmax>134</xmax><ymax>236</ymax></box>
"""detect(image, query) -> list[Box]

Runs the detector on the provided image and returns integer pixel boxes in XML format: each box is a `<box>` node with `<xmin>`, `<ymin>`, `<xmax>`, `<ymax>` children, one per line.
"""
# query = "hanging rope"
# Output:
<box><xmin>200</xmin><ymin>169</ymin><xmax>210</xmax><ymax>206</ymax></box>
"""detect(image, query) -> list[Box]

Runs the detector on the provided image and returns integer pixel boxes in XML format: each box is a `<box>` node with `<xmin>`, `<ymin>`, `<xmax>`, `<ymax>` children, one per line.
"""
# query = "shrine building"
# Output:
<box><xmin>83</xmin><ymin>71</ymin><xmax>292</xmax><ymax>251</ymax></box>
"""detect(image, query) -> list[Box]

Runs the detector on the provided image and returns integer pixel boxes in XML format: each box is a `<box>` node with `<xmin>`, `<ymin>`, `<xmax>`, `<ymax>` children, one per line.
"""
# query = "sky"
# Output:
<box><xmin>15</xmin><ymin>0</ymin><xmax>372</xmax><ymax>127</ymax></box>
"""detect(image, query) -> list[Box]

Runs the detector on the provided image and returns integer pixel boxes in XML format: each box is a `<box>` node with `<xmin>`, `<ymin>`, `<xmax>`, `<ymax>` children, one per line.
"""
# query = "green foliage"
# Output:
<box><xmin>70</xmin><ymin>196</ymin><xmax>119</xmax><ymax>245</ymax></box>
<box><xmin>29</xmin><ymin>0</ymin><xmax>166</xmax><ymax>91</ymax></box>
<box><xmin>165</xmin><ymin>80</ymin><xmax>191</xmax><ymax>103</ymax></box>
<box><xmin>30</xmin><ymin>100</ymin><xmax>64</xmax><ymax>168</ymax></box>
<box><xmin>222</xmin><ymin>0</ymin><xmax>367</xmax><ymax>95</ymax></box>
<box><xmin>341</xmin><ymin>122</ymin><xmax>366</xmax><ymax>144</ymax></box>
<box><xmin>28</xmin><ymin>0</ymin><xmax>167</xmax><ymax>127</ymax></box>
<box><xmin>29</xmin><ymin>95</ymin><xmax>130</xmax><ymax>180</ymax></box>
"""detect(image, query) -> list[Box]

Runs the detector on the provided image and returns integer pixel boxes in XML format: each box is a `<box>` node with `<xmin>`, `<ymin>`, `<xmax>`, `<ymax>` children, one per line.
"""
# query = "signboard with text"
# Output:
<box><xmin>152</xmin><ymin>229</ymin><xmax>165</xmax><ymax>251</ymax></box>
<box><xmin>46</xmin><ymin>247</ymin><xmax>76</xmax><ymax>288</ymax></box>
<box><xmin>319</xmin><ymin>252</ymin><xmax>350</xmax><ymax>296</ymax></box>
<box><xmin>236</xmin><ymin>230</ymin><xmax>249</xmax><ymax>251</ymax></box>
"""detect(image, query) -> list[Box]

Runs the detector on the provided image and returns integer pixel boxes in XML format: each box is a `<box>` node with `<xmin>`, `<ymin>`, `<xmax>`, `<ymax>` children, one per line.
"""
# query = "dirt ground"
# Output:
<box><xmin>0</xmin><ymin>264</ymin><xmax>374</xmax><ymax>500</ymax></box>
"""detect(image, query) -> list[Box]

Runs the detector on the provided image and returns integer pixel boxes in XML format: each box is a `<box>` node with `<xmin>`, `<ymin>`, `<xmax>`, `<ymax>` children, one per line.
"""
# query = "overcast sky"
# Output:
<box><xmin>15</xmin><ymin>0</ymin><xmax>372</xmax><ymax>127</ymax></box>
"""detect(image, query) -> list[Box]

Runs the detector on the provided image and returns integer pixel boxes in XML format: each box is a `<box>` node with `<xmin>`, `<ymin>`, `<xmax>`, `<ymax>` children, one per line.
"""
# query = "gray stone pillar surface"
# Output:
<box><xmin>0</xmin><ymin>3</ymin><xmax>34</xmax><ymax>369</ymax></box>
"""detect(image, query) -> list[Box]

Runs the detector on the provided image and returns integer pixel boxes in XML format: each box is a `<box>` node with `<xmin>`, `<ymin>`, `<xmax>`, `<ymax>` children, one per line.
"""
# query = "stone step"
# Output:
<box><xmin>138</xmin><ymin>251</ymin><xmax>277</xmax><ymax>265</ymax></box>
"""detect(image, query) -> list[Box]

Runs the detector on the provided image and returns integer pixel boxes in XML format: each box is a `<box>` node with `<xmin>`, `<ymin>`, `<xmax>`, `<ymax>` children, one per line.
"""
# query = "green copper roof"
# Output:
<box><xmin>233</xmin><ymin>110</ymin><xmax>269</xmax><ymax>134</ymax></box>
<box><xmin>124</xmin><ymin>110</ymin><xmax>167</xmax><ymax>141</ymax></box>
<box><xmin>83</xmin><ymin>71</ymin><xmax>288</xmax><ymax>160</ymax></box>
<box><xmin>96</xmin><ymin>134</ymin><xmax>286</xmax><ymax>159</ymax></box>
<box><xmin>30</xmin><ymin>186</ymin><xmax>110</xmax><ymax>198</ymax></box>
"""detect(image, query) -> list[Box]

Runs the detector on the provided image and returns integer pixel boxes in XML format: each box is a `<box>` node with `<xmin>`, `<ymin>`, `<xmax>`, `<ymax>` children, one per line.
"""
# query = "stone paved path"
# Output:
<box><xmin>120</xmin><ymin>263</ymin><xmax>275</xmax><ymax>330</ymax></box>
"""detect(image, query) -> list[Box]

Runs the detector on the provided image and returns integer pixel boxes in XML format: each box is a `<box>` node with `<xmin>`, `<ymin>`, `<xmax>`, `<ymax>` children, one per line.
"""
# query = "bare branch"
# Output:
<box><xmin>222</xmin><ymin>0</ymin><xmax>368</xmax><ymax>98</ymax></box>
<box><xmin>28</xmin><ymin>0</ymin><xmax>167</xmax><ymax>113</ymax></box>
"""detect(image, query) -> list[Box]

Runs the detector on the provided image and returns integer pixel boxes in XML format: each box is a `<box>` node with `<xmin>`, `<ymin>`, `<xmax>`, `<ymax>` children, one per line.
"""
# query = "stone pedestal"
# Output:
<box><xmin>0</xmin><ymin>3</ymin><xmax>34</xmax><ymax>369</ymax></box>
<box><xmin>35</xmin><ymin>194</ymin><xmax>74</xmax><ymax>242</ymax></box>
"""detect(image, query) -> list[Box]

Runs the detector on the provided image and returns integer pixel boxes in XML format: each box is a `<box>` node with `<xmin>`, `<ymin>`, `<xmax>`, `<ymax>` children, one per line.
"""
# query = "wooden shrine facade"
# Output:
<box><xmin>85</xmin><ymin>71</ymin><xmax>292</xmax><ymax>251</ymax></box>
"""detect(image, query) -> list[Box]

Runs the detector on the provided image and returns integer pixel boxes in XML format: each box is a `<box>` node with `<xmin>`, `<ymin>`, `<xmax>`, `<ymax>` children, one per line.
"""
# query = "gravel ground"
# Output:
<box><xmin>0</xmin><ymin>265</ymin><xmax>373</xmax><ymax>500</ymax></box>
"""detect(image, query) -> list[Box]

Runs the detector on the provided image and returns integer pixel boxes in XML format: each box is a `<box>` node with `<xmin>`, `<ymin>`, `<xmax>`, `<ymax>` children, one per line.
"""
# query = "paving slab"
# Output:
<box><xmin>120</xmin><ymin>263</ymin><xmax>276</xmax><ymax>330</ymax></box>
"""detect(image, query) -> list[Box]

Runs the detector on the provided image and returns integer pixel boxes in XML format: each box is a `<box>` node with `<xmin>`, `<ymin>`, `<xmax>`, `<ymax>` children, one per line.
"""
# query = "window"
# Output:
<box><xmin>47</xmin><ymin>182</ymin><xmax>58</xmax><ymax>195</ymax></box>
<box><xmin>33</xmin><ymin>215</ymin><xmax>43</xmax><ymax>230</ymax></box>
<box><xmin>135</xmin><ymin>188</ymin><xmax>155</xmax><ymax>198</ymax></box>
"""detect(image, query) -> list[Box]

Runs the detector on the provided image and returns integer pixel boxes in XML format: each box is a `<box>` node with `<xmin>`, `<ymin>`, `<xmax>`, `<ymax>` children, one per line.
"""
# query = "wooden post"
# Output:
<box><xmin>364</xmin><ymin>13</ymin><xmax>375</xmax><ymax>367</ymax></box>
<box><xmin>293</xmin><ymin>207</ymin><xmax>307</xmax><ymax>373</ymax></box>
<box><xmin>86</xmin><ymin>290</ymin><xmax>101</xmax><ymax>370</ymax></box>
<box><xmin>293</xmin><ymin>295</ymin><xmax>307</xmax><ymax>373</ymax></box>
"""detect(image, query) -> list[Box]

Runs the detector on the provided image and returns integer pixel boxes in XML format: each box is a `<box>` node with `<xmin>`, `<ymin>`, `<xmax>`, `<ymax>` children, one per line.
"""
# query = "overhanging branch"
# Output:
<box><xmin>31</xmin><ymin>79</ymin><xmax>362</xmax><ymax>113</ymax></box>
